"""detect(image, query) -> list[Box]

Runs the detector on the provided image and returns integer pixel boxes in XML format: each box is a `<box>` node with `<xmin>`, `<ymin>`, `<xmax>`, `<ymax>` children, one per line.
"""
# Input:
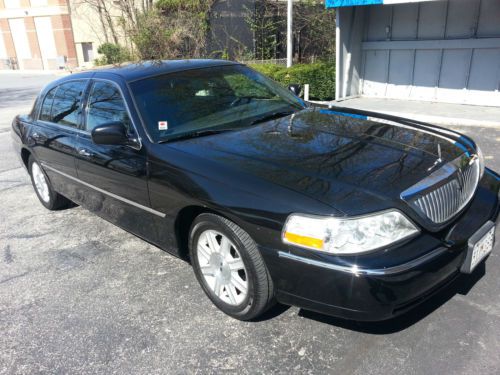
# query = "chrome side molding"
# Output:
<box><xmin>41</xmin><ymin>163</ymin><xmax>166</xmax><ymax>218</ymax></box>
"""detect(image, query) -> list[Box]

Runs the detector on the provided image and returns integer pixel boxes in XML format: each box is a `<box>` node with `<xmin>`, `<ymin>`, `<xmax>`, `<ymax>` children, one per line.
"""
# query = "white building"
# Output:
<box><xmin>329</xmin><ymin>0</ymin><xmax>500</xmax><ymax>125</ymax></box>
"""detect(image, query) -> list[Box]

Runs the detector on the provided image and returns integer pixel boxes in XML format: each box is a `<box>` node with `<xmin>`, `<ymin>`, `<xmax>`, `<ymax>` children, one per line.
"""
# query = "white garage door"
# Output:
<box><xmin>360</xmin><ymin>0</ymin><xmax>500</xmax><ymax>106</ymax></box>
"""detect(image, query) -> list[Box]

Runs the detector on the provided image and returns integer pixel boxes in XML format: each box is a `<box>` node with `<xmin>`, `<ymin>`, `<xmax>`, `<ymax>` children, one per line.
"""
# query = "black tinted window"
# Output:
<box><xmin>39</xmin><ymin>87</ymin><xmax>57</xmax><ymax>122</ymax></box>
<box><xmin>129</xmin><ymin>65</ymin><xmax>303</xmax><ymax>142</ymax></box>
<box><xmin>86</xmin><ymin>81</ymin><xmax>131</xmax><ymax>132</ymax></box>
<box><xmin>49</xmin><ymin>81</ymin><xmax>87</xmax><ymax>128</ymax></box>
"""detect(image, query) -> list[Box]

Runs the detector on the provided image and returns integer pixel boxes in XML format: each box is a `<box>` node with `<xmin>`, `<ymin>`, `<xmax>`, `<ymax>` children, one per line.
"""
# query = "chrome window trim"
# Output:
<box><xmin>278</xmin><ymin>247</ymin><xmax>449</xmax><ymax>276</ymax></box>
<box><xmin>41</xmin><ymin>163</ymin><xmax>166</xmax><ymax>218</ymax></box>
<box><xmin>37</xmin><ymin>120</ymin><xmax>89</xmax><ymax>135</ymax></box>
<box><xmin>83</xmin><ymin>78</ymin><xmax>143</xmax><ymax>150</ymax></box>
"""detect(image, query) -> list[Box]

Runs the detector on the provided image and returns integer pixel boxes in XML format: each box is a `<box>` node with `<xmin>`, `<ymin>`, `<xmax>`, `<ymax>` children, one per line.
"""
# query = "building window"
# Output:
<box><xmin>30</xmin><ymin>0</ymin><xmax>48</xmax><ymax>7</ymax></box>
<box><xmin>4</xmin><ymin>0</ymin><xmax>21</xmax><ymax>9</ymax></box>
<box><xmin>82</xmin><ymin>43</ymin><xmax>93</xmax><ymax>63</ymax></box>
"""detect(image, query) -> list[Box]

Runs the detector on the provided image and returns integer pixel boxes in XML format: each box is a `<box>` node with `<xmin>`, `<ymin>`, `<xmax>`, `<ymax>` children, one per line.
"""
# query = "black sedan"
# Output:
<box><xmin>11</xmin><ymin>60</ymin><xmax>499</xmax><ymax>321</ymax></box>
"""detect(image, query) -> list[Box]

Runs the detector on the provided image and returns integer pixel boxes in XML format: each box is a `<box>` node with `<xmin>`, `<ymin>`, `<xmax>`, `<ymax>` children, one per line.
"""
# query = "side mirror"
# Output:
<box><xmin>91</xmin><ymin>122</ymin><xmax>129</xmax><ymax>146</ymax></box>
<box><xmin>288</xmin><ymin>84</ymin><xmax>301</xmax><ymax>96</ymax></box>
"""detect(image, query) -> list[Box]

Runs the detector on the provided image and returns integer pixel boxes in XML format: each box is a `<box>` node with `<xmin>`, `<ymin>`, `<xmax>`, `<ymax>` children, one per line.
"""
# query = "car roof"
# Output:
<box><xmin>72</xmin><ymin>59</ymin><xmax>241</xmax><ymax>83</ymax></box>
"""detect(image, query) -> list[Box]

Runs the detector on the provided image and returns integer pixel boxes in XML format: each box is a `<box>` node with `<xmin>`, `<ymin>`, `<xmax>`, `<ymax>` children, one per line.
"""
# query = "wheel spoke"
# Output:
<box><xmin>197</xmin><ymin>242</ymin><xmax>211</xmax><ymax>261</ymax></box>
<box><xmin>230</xmin><ymin>274</ymin><xmax>248</xmax><ymax>294</ymax></box>
<box><xmin>220</xmin><ymin>237</ymin><xmax>231</xmax><ymax>257</ymax></box>
<box><xmin>226</xmin><ymin>285</ymin><xmax>237</xmax><ymax>305</ymax></box>
<box><xmin>227</xmin><ymin>257</ymin><xmax>245</xmax><ymax>271</ymax></box>
<box><xmin>213</xmin><ymin>277</ymin><xmax>222</xmax><ymax>297</ymax></box>
<box><xmin>207</xmin><ymin>231</ymin><xmax>219</xmax><ymax>253</ymax></box>
<box><xmin>200</xmin><ymin>265</ymin><xmax>214</xmax><ymax>277</ymax></box>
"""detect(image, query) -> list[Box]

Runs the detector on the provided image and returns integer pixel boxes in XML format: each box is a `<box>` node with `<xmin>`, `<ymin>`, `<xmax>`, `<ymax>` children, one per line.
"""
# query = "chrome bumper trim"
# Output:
<box><xmin>278</xmin><ymin>247</ymin><xmax>449</xmax><ymax>276</ymax></box>
<box><xmin>41</xmin><ymin>163</ymin><xmax>167</xmax><ymax>218</ymax></box>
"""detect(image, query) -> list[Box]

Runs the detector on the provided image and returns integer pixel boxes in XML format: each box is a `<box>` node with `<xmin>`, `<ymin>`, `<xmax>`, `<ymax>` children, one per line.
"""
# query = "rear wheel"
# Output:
<box><xmin>28</xmin><ymin>156</ymin><xmax>71</xmax><ymax>210</ymax></box>
<box><xmin>189</xmin><ymin>213</ymin><xmax>275</xmax><ymax>320</ymax></box>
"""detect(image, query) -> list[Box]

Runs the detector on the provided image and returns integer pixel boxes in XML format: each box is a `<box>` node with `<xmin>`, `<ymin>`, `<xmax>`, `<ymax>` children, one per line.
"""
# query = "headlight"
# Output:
<box><xmin>282</xmin><ymin>210</ymin><xmax>419</xmax><ymax>255</ymax></box>
<box><xmin>476</xmin><ymin>145</ymin><xmax>485</xmax><ymax>179</ymax></box>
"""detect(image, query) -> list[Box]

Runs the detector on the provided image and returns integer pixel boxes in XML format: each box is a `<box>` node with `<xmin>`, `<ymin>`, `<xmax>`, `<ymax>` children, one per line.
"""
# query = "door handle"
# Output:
<box><xmin>78</xmin><ymin>148</ymin><xmax>93</xmax><ymax>157</ymax></box>
<box><xmin>31</xmin><ymin>132</ymin><xmax>45</xmax><ymax>142</ymax></box>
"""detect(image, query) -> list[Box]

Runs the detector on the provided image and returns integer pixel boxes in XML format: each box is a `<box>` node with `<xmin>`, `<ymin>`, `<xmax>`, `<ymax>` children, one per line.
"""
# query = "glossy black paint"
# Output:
<box><xmin>11</xmin><ymin>60</ymin><xmax>500</xmax><ymax>321</ymax></box>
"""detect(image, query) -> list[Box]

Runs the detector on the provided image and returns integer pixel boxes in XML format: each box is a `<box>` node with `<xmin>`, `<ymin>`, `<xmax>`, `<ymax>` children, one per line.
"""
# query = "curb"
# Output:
<box><xmin>0</xmin><ymin>70</ymin><xmax>70</xmax><ymax>76</ymax></box>
<box><xmin>370</xmin><ymin>111</ymin><xmax>500</xmax><ymax>129</ymax></box>
<box><xmin>308</xmin><ymin>100</ymin><xmax>500</xmax><ymax>128</ymax></box>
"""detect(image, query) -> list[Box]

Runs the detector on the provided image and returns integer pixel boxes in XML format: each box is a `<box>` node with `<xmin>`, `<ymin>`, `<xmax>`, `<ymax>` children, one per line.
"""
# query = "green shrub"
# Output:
<box><xmin>95</xmin><ymin>43</ymin><xmax>131</xmax><ymax>65</ymax></box>
<box><xmin>156</xmin><ymin>0</ymin><xmax>208</xmax><ymax>12</ymax></box>
<box><xmin>249</xmin><ymin>62</ymin><xmax>335</xmax><ymax>101</ymax></box>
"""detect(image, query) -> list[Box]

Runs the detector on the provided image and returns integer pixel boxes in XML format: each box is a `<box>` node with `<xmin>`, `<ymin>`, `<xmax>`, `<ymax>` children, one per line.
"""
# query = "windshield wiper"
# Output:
<box><xmin>158</xmin><ymin>128</ymin><xmax>234</xmax><ymax>143</ymax></box>
<box><xmin>250</xmin><ymin>111</ymin><xmax>295</xmax><ymax>125</ymax></box>
<box><xmin>159</xmin><ymin>110</ymin><xmax>297</xmax><ymax>143</ymax></box>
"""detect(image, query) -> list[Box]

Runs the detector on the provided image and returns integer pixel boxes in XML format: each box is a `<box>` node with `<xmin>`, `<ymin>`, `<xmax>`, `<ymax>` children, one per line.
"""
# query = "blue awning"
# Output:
<box><xmin>326</xmin><ymin>0</ymin><xmax>437</xmax><ymax>8</ymax></box>
<box><xmin>325</xmin><ymin>0</ymin><xmax>382</xmax><ymax>7</ymax></box>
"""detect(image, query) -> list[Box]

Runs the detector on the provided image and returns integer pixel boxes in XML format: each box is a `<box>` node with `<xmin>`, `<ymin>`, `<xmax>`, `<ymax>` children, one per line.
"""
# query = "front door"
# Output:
<box><xmin>74</xmin><ymin>79</ymin><xmax>158</xmax><ymax>241</ymax></box>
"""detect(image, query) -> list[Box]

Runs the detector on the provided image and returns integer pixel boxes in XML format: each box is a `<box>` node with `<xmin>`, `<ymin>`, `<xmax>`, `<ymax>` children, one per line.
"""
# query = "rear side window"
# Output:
<box><xmin>41</xmin><ymin>81</ymin><xmax>87</xmax><ymax>128</ymax></box>
<box><xmin>85</xmin><ymin>81</ymin><xmax>132</xmax><ymax>133</ymax></box>
<box><xmin>39</xmin><ymin>87</ymin><xmax>57</xmax><ymax>122</ymax></box>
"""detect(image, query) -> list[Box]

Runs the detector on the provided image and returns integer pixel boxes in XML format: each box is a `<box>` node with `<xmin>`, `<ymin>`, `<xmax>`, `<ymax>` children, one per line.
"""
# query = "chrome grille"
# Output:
<box><xmin>401</xmin><ymin>155</ymin><xmax>480</xmax><ymax>224</ymax></box>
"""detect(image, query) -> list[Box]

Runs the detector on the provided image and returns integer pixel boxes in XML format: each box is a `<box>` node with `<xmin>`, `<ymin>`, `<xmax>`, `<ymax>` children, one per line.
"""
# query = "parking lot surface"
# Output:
<box><xmin>1</xmin><ymin>73</ymin><xmax>500</xmax><ymax>374</ymax></box>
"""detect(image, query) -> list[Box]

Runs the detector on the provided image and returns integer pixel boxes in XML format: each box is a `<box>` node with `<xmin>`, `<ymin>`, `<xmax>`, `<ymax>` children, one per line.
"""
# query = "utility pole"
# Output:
<box><xmin>287</xmin><ymin>0</ymin><xmax>293</xmax><ymax>68</ymax></box>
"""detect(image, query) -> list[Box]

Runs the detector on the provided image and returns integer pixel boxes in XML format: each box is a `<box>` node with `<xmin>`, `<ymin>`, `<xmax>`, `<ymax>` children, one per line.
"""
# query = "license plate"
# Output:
<box><xmin>461</xmin><ymin>222</ymin><xmax>495</xmax><ymax>274</ymax></box>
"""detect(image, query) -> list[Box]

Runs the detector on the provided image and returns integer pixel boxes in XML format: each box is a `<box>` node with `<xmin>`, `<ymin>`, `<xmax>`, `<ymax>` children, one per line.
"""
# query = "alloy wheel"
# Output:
<box><xmin>196</xmin><ymin>229</ymin><xmax>248</xmax><ymax>306</ymax></box>
<box><xmin>32</xmin><ymin>162</ymin><xmax>50</xmax><ymax>203</ymax></box>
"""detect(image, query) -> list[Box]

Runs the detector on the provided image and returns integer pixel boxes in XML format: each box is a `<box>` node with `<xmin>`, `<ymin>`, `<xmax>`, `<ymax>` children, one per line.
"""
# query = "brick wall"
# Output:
<box><xmin>51</xmin><ymin>14</ymin><xmax>77</xmax><ymax>68</ymax></box>
<box><xmin>0</xmin><ymin>0</ymin><xmax>78</xmax><ymax>70</ymax></box>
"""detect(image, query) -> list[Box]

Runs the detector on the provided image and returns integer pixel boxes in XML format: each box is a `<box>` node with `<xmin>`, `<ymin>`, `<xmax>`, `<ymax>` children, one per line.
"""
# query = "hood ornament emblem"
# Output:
<box><xmin>427</xmin><ymin>143</ymin><xmax>443</xmax><ymax>172</ymax></box>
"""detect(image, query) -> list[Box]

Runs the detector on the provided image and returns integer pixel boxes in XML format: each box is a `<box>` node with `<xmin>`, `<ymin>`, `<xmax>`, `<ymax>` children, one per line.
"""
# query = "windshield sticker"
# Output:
<box><xmin>158</xmin><ymin>121</ymin><xmax>169</xmax><ymax>130</ymax></box>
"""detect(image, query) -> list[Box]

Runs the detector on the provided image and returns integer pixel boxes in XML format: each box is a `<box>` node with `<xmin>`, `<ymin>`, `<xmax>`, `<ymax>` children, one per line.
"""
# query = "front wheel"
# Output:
<box><xmin>189</xmin><ymin>213</ymin><xmax>275</xmax><ymax>320</ymax></box>
<box><xmin>28</xmin><ymin>156</ymin><xmax>71</xmax><ymax>210</ymax></box>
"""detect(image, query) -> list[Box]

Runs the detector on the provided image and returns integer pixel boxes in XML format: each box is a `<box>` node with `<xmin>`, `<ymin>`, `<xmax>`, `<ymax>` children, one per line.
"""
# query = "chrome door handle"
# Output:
<box><xmin>31</xmin><ymin>132</ymin><xmax>43</xmax><ymax>141</ymax></box>
<box><xmin>78</xmin><ymin>149</ymin><xmax>93</xmax><ymax>157</ymax></box>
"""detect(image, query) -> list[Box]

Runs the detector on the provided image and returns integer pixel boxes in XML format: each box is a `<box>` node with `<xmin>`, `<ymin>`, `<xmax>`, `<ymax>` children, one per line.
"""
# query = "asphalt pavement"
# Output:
<box><xmin>1</xmin><ymin>72</ymin><xmax>500</xmax><ymax>374</ymax></box>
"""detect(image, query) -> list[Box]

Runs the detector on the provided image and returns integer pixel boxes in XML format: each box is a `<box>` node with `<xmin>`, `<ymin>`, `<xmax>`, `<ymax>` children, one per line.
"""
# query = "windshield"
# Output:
<box><xmin>129</xmin><ymin>64</ymin><xmax>305</xmax><ymax>142</ymax></box>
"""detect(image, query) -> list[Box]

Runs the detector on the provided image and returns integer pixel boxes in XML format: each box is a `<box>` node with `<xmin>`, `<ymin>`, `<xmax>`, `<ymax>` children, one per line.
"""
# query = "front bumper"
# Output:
<box><xmin>261</xmin><ymin>169</ymin><xmax>499</xmax><ymax>321</ymax></box>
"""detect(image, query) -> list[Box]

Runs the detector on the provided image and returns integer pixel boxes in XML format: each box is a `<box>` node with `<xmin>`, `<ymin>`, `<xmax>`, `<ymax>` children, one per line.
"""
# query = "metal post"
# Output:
<box><xmin>304</xmin><ymin>84</ymin><xmax>310</xmax><ymax>101</ymax></box>
<box><xmin>287</xmin><ymin>0</ymin><xmax>293</xmax><ymax>68</ymax></box>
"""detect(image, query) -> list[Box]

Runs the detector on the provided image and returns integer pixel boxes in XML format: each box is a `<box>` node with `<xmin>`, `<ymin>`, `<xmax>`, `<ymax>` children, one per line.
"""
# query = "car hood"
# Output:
<box><xmin>167</xmin><ymin>108</ymin><xmax>470</xmax><ymax>217</ymax></box>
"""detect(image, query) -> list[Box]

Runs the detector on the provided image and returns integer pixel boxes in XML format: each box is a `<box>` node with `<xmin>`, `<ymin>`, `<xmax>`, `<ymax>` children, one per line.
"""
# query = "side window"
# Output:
<box><xmin>85</xmin><ymin>81</ymin><xmax>132</xmax><ymax>133</ymax></box>
<box><xmin>39</xmin><ymin>86</ymin><xmax>57</xmax><ymax>122</ymax></box>
<box><xmin>49</xmin><ymin>81</ymin><xmax>87</xmax><ymax>128</ymax></box>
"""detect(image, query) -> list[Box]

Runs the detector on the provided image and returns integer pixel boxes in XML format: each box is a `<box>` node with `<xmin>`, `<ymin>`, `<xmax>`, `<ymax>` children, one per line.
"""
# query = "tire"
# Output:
<box><xmin>28</xmin><ymin>156</ymin><xmax>71</xmax><ymax>210</ymax></box>
<box><xmin>189</xmin><ymin>213</ymin><xmax>275</xmax><ymax>320</ymax></box>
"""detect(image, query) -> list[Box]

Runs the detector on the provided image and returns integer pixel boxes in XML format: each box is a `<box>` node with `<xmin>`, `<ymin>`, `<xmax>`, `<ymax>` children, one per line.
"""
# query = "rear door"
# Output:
<box><xmin>33</xmin><ymin>80</ymin><xmax>88</xmax><ymax>200</ymax></box>
<box><xmin>74</xmin><ymin>79</ymin><xmax>158</xmax><ymax>240</ymax></box>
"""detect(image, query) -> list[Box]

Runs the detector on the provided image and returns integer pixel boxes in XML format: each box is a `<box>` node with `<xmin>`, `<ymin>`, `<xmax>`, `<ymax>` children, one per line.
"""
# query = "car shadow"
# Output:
<box><xmin>296</xmin><ymin>264</ymin><xmax>486</xmax><ymax>334</ymax></box>
<box><xmin>252</xmin><ymin>303</ymin><xmax>291</xmax><ymax>322</ymax></box>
